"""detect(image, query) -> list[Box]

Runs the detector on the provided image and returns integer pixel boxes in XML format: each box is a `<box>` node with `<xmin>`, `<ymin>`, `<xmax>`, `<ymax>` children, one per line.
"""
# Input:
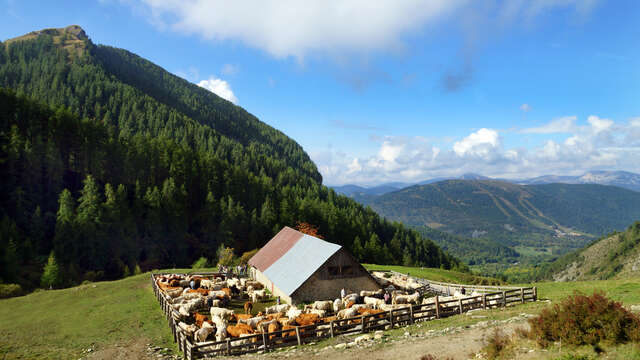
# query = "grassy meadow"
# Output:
<box><xmin>1</xmin><ymin>266</ymin><xmax>639</xmax><ymax>359</ymax></box>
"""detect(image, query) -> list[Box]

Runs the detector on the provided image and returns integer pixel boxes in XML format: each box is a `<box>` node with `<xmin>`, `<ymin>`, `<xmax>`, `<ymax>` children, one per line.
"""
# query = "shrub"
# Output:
<box><xmin>0</xmin><ymin>283</ymin><xmax>24</xmax><ymax>299</ymax></box>
<box><xmin>191</xmin><ymin>257</ymin><xmax>209</xmax><ymax>269</ymax></box>
<box><xmin>41</xmin><ymin>252</ymin><xmax>63</xmax><ymax>288</ymax></box>
<box><xmin>529</xmin><ymin>291</ymin><xmax>640</xmax><ymax>348</ymax></box>
<box><xmin>483</xmin><ymin>327</ymin><xmax>511</xmax><ymax>359</ymax></box>
<box><xmin>133</xmin><ymin>263</ymin><xmax>142</xmax><ymax>275</ymax></box>
<box><xmin>239</xmin><ymin>249</ymin><xmax>258</xmax><ymax>265</ymax></box>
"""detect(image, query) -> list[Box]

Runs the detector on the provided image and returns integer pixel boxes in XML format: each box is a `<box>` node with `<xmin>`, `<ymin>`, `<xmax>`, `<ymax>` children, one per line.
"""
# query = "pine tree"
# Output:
<box><xmin>41</xmin><ymin>252</ymin><xmax>62</xmax><ymax>289</ymax></box>
<box><xmin>53</xmin><ymin>189</ymin><xmax>76</xmax><ymax>265</ymax></box>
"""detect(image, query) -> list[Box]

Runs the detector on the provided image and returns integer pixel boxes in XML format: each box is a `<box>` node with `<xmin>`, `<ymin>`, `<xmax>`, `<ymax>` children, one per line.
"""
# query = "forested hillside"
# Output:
<box><xmin>365</xmin><ymin>180</ymin><xmax>640</xmax><ymax>256</ymax></box>
<box><xmin>0</xmin><ymin>26</ymin><xmax>462</xmax><ymax>290</ymax></box>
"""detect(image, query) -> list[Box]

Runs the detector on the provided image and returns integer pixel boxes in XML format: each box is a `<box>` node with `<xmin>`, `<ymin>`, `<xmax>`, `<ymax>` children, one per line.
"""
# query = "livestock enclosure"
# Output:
<box><xmin>151</xmin><ymin>271</ymin><xmax>537</xmax><ymax>359</ymax></box>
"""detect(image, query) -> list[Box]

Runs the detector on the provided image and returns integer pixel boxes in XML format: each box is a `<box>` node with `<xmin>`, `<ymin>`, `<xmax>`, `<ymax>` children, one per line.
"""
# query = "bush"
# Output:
<box><xmin>239</xmin><ymin>249</ymin><xmax>258</xmax><ymax>265</ymax></box>
<box><xmin>529</xmin><ymin>291</ymin><xmax>640</xmax><ymax>348</ymax></box>
<box><xmin>134</xmin><ymin>263</ymin><xmax>142</xmax><ymax>275</ymax></box>
<box><xmin>0</xmin><ymin>283</ymin><xmax>24</xmax><ymax>299</ymax></box>
<box><xmin>191</xmin><ymin>257</ymin><xmax>209</xmax><ymax>269</ymax></box>
<box><xmin>483</xmin><ymin>327</ymin><xmax>511</xmax><ymax>359</ymax></box>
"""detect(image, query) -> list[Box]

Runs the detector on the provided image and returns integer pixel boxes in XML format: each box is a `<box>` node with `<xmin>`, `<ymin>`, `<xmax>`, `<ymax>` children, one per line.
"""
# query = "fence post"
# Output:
<box><xmin>361</xmin><ymin>315</ymin><xmax>367</xmax><ymax>333</ymax></box>
<box><xmin>482</xmin><ymin>294</ymin><xmax>486</xmax><ymax>309</ymax></box>
<box><xmin>390</xmin><ymin>309</ymin><xmax>394</xmax><ymax>327</ymax></box>
<box><xmin>521</xmin><ymin>288</ymin><xmax>525</xmax><ymax>304</ymax></box>
<box><xmin>295</xmin><ymin>326</ymin><xmax>302</xmax><ymax>345</ymax></box>
<box><xmin>227</xmin><ymin>339</ymin><xmax>231</xmax><ymax>355</ymax></box>
<box><xmin>330</xmin><ymin>320</ymin><xmax>335</xmax><ymax>338</ymax></box>
<box><xmin>262</xmin><ymin>332</ymin><xmax>268</xmax><ymax>350</ymax></box>
<box><xmin>502</xmin><ymin>291</ymin><xmax>506</xmax><ymax>307</ymax></box>
<box><xmin>435</xmin><ymin>296</ymin><xmax>440</xmax><ymax>319</ymax></box>
<box><xmin>533</xmin><ymin>287</ymin><xmax>537</xmax><ymax>301</ymax></box>
<box><xmin>458</xmin><ymin>299</ymin><xmax>463</xmax><ymax>314</ymax></box>
<box><xmin>409</xmin><ymin>305</ymin><xmax>414</xmax><ymax>324</ymax></box>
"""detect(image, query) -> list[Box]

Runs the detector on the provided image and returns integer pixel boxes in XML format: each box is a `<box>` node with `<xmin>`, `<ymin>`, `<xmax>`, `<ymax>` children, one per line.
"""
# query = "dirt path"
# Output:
<box><xmin>221</xmin><ymin>314</ymin><xmax>540</xmax><ymax>360</ymax></box>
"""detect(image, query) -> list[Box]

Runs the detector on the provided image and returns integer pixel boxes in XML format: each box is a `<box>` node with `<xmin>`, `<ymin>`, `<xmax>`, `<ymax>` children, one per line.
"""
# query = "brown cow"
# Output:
<box><xmin>294</xmin><ymin>313</ymin><xmax>320</xmax><ymax>326</ymax></box>
<box><xmin>346</xmin><ymin>301</ymin><xmax>356</xmax><ymax>308</ymax></box>
<box><xmin>233</xmin><ymin>314</ymin><xmax>253</xmax><ymax>323</ymax></box>
<box><xmin>267</xmin><ymin>321</ymin><xmax>281</xmax><ymax>340</ymax></box>
<box><xmin>186</xmin><ymin>288</ymin><xmax>210</xmax><ymax>296</ymax></box>
<box><xmin>194</xmin><ymin>313</ymin><xmax>209</xmax><ymax>328</ymax></box>
<box><xmin>221</xmin><ymin>287</ymin><xmax>232</xmax><ymax>298</ymax></box>
<box><xmin>226</xmin><ymin>323</ymin><xmax>254</xmax><ymax>337</ymax></box>
<box><xmin>281</xmin><ymin>325</ymin><xmax>296</xmax><ymax>338</ymax></box>
<box><xmin>244</xmin><ymin>301</ymin><xmax>253</xmax><ymax>314</ymax></box>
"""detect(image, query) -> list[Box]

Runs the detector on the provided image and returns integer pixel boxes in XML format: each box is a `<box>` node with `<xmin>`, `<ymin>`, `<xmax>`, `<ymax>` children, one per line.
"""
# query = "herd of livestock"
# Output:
<box><xmin>154</xmin><ymin>270</ymin><xmax>487</xmax><ymax>350</ymax></box>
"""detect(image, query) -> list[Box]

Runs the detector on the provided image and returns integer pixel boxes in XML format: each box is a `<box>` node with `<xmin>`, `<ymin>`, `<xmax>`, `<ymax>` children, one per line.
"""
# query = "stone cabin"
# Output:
<box><xmin>248</xmin><ymin>226</ymin><xmax>380</xmax><ymax>304</ymax></box>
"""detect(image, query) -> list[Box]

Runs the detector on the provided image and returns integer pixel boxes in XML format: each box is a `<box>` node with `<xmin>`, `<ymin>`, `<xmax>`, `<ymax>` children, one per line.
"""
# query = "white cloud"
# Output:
<box><xmin>520</xmin><ymin>103</ymin><xmax>532</xmax><ymax>112</ymax></box>
<box><xmin>136</xmin><ymin>0</ymin><xmax>598</xmax><ymax>60</ymax></box>
<box><xmin>314</xmin><ymin>114</ymin><xmax>640</xmax><ymax>186</ymax></box>
<box><xmin>587</xmin><ymin>115</ymin><xmax>613</xmax><ymax>133</ymax></box>
<box><xmin>453</xmin><ymin>128</ymin><xmax>500</xmax><ymax>157</ymax></box>
<box><xmin>197</xmin><ymin>76</ymin><xmax>238</xmax><ymax>103</ymax></box>
<box><xmin>521</xmin><ymin>116</ymin><xmax>576</xmax><ymax>134</ymax></box>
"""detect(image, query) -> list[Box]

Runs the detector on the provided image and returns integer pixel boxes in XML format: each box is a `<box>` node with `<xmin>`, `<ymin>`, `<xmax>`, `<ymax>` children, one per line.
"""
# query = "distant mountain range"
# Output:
<box><xmin>356</xmin><ymin>180</ymin><xmax>640</xmax><ymax>263</ymax></box>
<box><xmin>331</xmin><ymin>171</ymin><xmax>640</xmax><ymax>197</ymax></box>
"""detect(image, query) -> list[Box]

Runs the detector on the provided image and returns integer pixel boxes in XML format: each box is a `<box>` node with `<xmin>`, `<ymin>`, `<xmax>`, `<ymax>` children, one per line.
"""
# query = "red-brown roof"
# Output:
<box><xmin>248</xmin><ymin>227</ymin><xmax>304</xmax><ymax>271</ymax></box>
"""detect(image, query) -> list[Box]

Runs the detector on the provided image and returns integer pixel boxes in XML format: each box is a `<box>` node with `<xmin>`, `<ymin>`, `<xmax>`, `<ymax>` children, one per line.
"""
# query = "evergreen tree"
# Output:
<box><xmin>41</xmin><ymin>252</ymin><xmax>62</xmax><ymax>289</ymax></box>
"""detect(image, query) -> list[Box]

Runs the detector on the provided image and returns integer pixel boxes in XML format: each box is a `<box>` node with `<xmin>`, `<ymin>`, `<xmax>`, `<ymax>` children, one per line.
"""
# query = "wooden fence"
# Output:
<box><xmin>150</xmin><ymin>272</ymin><xmax>537</xmax><ymax>359</ymax></box>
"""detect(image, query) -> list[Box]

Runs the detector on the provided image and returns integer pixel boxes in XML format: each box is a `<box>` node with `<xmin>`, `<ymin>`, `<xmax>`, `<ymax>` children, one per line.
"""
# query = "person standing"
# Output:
<box><xmin>340</xmin><ymin>288</ymin><xmax>346</xmax><ymax>300</ymax></box>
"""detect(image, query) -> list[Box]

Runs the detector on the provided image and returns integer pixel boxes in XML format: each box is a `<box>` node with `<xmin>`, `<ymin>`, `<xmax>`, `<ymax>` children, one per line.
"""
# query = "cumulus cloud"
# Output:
<box><xmin>315</xmin><ymin>114</ymin><xmax>640</xmax><ymax>186</ymax></box>
<box><xmin>453</xmin><ymin>128</ymin><xmax>500</xmax><ymax>157</ymax></box>
<box><xmin>197</xmin><ymin>76</ymin><xmax>238</xmax><ymax>103</ymax></box>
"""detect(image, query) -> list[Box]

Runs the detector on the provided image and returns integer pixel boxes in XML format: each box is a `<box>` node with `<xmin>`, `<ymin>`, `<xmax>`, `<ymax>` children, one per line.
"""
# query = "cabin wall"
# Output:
<box><xmin>291</xmin><ymin>249</ymin><xmax>380</xmax><ymax>303</ymax></box>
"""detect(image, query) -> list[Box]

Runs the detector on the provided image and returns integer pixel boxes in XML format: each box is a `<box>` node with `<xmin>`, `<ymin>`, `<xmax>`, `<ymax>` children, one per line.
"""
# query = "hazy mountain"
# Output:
<box><xmin>366</xmin><ymin>180</ymin><xmax>640</xmax><ymax>256</ymax></box>
<box><xmin>519</xmin><ymin>171</ymin><xmax>640</xmax><ymax>192</ymax></box>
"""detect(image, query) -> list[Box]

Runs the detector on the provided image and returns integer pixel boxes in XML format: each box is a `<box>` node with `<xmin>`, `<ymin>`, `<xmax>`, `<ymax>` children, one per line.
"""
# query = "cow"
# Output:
<box><xmin>244</xmin><ymin>301</ymin><xmax>253</xmax><ymax>314</ymax></box>
<box><xmin>265</xmin><ymin>303</ymin><xmax>290</xmax><ymax>314</ymax></box>
<box><xmin>364</xmin><ymin>296</ymin><xmax>386</xmax><ymax>309</ymax></box>
<box><xmin>195</xmin><ymin>322</ymin><xmax>215</xmax><ymax>343</ymax></box>
<box><xmin>226</xmin><ymin>323</ymin><xmax>254</xmax><ymax>337</ymax></box>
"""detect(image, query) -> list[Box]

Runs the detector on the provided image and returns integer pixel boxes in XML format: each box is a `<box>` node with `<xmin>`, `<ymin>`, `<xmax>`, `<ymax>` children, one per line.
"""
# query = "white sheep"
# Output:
<box><xmin>265</xmin><ymin>303</ymin><xmax>290</xmax><ymax>314</ymax></box>
<box><xmin>337</xmin><ymin>307</ymin><xmax>358</xmax><ymax>319</ymax></box>
<box><xmin>286</xmin><ymin>307</ymin><xmax>302</xmax><ymax>320</ymax></box>
<box><xmin>210</xmin><ymin>307</ymin><xmax>234</xmax><ymax>321</ymax></box>
<box><xmin>308</xmin><ymin>300</ymin><xmax>333</xmax><ymax>312</ymax></box>
<box><xmin>364</xmin><ymin>296</ymin><xmax>385</xmax><ymax>309</ymax></box>
<box><xmin>333</xmin><ymin>298</ymin><xmax>344</xmax><ymax>313</ymax></box>
<box><xmin>238</xmin><ymin>315</ymin><xmax>265</xmax><ymax>329</ymax></box>
<box><xmin>195</xmin><ymin>322</ymin><xmax>215</xmax><ymax>343</ymax></box>
<box><xmin>307</xmin><ymin>309</ymin><xmax>326</xmax><ymax>317</ymax></box>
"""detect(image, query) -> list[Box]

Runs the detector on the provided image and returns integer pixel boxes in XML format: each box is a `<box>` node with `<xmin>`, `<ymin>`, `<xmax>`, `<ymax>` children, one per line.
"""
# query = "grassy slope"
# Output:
<box><xmin>2</xmin><ymin>266</ymin><xmax>640</xmax><ymax>359</ymax></box>
<box><xmin>0</xmin><ymin>272</ymin><xmax>176</xmax><ymax>359</ymax></box>
<box><xmin>363</xmin><ymin>263</ymin><xmax>503</xmax><ymax>285</ymax></box>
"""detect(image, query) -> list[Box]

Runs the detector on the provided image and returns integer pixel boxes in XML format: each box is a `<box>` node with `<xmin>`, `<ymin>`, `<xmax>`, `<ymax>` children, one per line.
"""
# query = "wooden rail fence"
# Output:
<box><xmin>151</xmin><ymin>273</ymin><xmax>537</xmax><ymax>359</ymax></box>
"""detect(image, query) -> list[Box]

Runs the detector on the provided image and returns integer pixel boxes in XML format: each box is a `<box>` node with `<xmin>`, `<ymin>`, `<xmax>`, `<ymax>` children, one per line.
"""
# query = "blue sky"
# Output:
<box><xmin>2</xmin><ymin>0</ymin><xmax>639</xmax><ymax>186</ymax></box>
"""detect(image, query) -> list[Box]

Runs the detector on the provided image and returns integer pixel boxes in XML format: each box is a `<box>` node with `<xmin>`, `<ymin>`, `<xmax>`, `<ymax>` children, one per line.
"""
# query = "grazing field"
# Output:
<box><xmin>363</xmin><ymin>264</ymin><xmax>502</xmax><ymax>285</ymax></box>
<box><xmin>1</xmin><ymin>266</ymin><xmax>639</xmax><ymax>359</ymax></box>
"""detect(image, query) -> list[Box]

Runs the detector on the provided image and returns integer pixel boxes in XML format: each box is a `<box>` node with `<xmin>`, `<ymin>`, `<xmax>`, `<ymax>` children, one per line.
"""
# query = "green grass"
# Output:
<box><xmin>363</xmin><ymin>263</ymin><xmax>502</xmax><ymax>285</ymax></box>
<box><xmin>0</xmin><ymin>271</ymin><xmax>176</xmax><ymax>359</ymax></box>
<box><xmin>1</xmin><ymin>266</ymin><xmax>639</xmax><ymax>359</ymax></box>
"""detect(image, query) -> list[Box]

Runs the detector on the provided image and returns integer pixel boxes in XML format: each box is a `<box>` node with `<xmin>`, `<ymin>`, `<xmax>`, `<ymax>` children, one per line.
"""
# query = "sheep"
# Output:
<box><xmin>337</xmin><ymin>307</ymin><xmax>358</xmax><ymax>319</ymax></box>
<box><xmin>212</xmin><ymin>316</ymin><xmax>228</xmax><ymax>342</ymax></box>
<box><xmin>210</xmin><ymin>307</ymin><xmax>235</xmax><ymax>321</ymax></box>
<box><xmin>360</xmin><ymin>289</ymin><xmax>383</xmax><ymax>297</ymax></box>
<box><xmin>392</xmin><ymin>291</ymin><xmax>420</xmax><ymax>305</ymax></box>
<box><xmin>209</xmin><ymin>290</ymin><xmax>228</xmax><ymax>299</ymax></box>
<box><xmin>178</xmin><ymin>321</ymin><xmax>197</xmax><ymax>336</ymax></box>
<box><xmin>286</xmin><ymin>307</ymin><xmax>302</xmax><ymax>320</ymax></box>
<box><xmin>238</xmin><ymin>315</ymin><xmax>265</xmax><ymax>329</ymax></box>
<box><xmin>199</xmin><ymin>279</ymin><xmax>214</xmax><ymax>290</ymax></box>
<box><xmin>364</xmin><ymin>296</ymin><xmax>385</xmax><ymax>309</ymax></box>
<box><xmin>250</xmin><ymin>289</ymin><xmax>267</xmax><ymax>304</ymax></box>
<box><xmin>307</xmin><ymin>300</ymin><xmax>333</xmax><ymax>312</ymax></box>
<box><xmin>306</xmin><ymin>309</ymin><xmax>326</xmax><ymax>318</ymax></box>
<box><xmin>195</xmin><ymin>322</ymin><xmax>214</xmax><ymax>343</ymax></box>
<box><xmin>265</xmin><ymin>303</ymin><xmax>290</xmax><ymax>314</ymax></box>
<box><xmin>333</xmin><ymin>298</ymin><xmax>344</xmax><ymax>313</ymax></box>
